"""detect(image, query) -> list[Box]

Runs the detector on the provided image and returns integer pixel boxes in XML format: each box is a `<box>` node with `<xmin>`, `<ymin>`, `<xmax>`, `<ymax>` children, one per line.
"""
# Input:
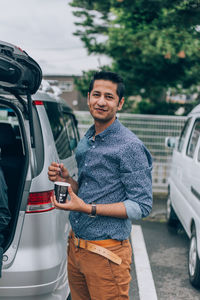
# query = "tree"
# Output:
<box><xmin>70</xmin><ymin>0</ymin><xmax>200</xmax><ymax>114</ymax></box>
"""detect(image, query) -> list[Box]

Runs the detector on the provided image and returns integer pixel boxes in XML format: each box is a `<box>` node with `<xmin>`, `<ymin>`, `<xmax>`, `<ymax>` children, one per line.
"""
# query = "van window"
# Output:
<box><xmin>63</xmin><ymin>113</ymin><xmax>78</xmax><ymax>151</ymax></box>
<box><xmin>43</xmin><ymin>102</ymin><xmax>72</xmax><ymax>159</ymax></box>
<box><xmin>198</xmin><ymin>146</ymin><xmax>200</xmax><ymax>162</ymax></box>
<box><xmin>177</xmin><ymin>118</ymin><xmax>192</xmax><ymax>152</ymax></box>
<box><xmin>186</xmin><ymin>119</ymin><xmax>200</xmax><ymax>158</ymax></box>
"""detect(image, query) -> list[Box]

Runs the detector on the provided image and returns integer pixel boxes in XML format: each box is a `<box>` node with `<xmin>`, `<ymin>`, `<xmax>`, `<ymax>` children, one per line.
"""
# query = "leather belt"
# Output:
<box><xmin>70</xmin><ymin>232</ymin><xmax>122</xmax><ymax>265</ymax></box>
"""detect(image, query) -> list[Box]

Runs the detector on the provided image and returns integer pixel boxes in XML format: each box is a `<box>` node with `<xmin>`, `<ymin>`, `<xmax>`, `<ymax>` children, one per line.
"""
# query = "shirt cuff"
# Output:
<box><xmin>124</xmin><ymin>200</ymin><xmax>142</xmax><ymax>220</ymax></box>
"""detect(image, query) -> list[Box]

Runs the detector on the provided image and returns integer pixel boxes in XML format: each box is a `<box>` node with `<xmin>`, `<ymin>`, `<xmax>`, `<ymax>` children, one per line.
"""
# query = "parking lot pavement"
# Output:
<box><xmin>129</xmin><ymin>195</ymin><xmax>167</xmax><ymax>300</ymax></box>
<box><xmin>146</xmin><ymin>194</ymin><xmax>167</xmax><ymax>222</ymax></box>
<box><xmin>130</xmin><ymin>195</ymin><xmax>200</xmax><ymax>300</ymax></box>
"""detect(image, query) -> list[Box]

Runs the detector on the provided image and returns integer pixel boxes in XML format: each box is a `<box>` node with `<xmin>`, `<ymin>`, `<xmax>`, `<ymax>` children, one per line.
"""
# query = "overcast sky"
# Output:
<box><xmin>0</xmin><ymin>0</ymin><xmax>110</xmax><ymax>75</ymax></box>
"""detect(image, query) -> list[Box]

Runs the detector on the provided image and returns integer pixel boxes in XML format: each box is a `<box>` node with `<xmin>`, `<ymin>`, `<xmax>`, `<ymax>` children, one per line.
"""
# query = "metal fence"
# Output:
<box><xmin>75</xmin><ymin>111</ymin><xmax>187</xmax><ymax>195</ymax></box>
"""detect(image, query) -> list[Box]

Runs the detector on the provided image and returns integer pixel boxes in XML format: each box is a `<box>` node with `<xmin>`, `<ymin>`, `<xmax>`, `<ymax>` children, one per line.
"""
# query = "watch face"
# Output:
<box><xmin>90</xmin><ymin>204</ymin><xmax>96</xmax><ymax>217</ymax></box>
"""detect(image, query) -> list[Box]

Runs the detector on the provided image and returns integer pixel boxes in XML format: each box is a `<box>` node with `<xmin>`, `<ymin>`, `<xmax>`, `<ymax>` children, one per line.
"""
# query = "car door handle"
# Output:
<box><xmin>191</xmin><ymin>186</ymin><xmax>200</xmax><ymax>201</ymax></box>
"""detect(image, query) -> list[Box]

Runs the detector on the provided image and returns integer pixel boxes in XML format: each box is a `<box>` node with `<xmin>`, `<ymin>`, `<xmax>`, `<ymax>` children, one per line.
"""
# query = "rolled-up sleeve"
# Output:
<box><xmin>120</xmin><ymin>141</ymin><xmax>153</xmax><ymax>220</ymax></box>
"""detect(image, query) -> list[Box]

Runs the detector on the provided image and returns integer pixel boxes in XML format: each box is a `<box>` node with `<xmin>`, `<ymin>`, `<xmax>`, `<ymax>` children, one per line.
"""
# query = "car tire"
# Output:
<box><xmin>67</xmin><ymin>293</ymin><xmax>72</xmax><ymax>300</ymax></box>
<box><xmin>166</xmin><ymin>193</ymin><xmax>179</xmax><ymax>227</ymax></box>
<box><xmin>188</xmin><ymin>226</ymin><xmax>200</xmax><ymax>289</ymax></box>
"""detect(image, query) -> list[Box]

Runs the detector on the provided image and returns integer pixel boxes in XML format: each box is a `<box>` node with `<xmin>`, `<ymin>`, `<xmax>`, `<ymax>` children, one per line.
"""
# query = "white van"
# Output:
<box><xmin>166</xmin><ymin>104</ymin><xmax>200</xmax><ymax>288</ymax></box>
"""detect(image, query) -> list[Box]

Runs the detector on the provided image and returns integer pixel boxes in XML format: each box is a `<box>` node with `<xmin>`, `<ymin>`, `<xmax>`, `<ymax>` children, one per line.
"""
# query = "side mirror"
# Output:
<box><xmin>165</xmin><ymin>137</ymin><xmax>177</xmax><ymax>149</ymax></box>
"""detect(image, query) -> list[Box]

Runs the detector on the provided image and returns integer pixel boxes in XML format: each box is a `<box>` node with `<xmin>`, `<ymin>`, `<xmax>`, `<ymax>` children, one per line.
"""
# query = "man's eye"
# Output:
<box><xmin>93</xmin><ymin>93</ymin><xmax>100</xmax><ymax>97</ymax></box>
<box><xmin>106</xmin><ymin>95</ymin><xmax>114</xmax><ymax>100</ymax></box>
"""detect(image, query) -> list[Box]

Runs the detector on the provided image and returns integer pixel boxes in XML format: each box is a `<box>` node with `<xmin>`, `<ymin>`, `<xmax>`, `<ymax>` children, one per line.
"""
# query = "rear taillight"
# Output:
<box><xmin>26</xmin><ymin>190</ymin><xmax>55</xmax><ymax>213</ymax></box>
<box><xmin>33</xmin><ymin>100</ymin><xmax>44</xmax><ymax>105</ymax></box>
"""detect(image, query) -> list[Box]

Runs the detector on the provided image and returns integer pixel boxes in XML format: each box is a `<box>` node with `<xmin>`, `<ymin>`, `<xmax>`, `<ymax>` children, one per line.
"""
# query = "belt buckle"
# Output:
<box><xmin>74</xmin><ymin>236</ymin><xmax>80</xmax><ymax>248</ymax></box>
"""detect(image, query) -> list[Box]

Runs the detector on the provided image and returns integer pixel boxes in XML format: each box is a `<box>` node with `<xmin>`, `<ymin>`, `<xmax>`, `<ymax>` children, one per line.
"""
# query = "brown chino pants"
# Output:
<box><xmin>67</xmin><ymin>237</ymin><xmax>132</xmax><ymax>300</ymax></box>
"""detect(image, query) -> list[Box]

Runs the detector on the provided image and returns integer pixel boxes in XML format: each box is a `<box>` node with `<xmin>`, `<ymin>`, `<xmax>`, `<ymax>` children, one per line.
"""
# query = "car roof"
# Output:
<box><xmin>0</xmin><ymin>90</ymin><xmax>73</xmax><ymax>114</ymax></box>
<box><xmin>188</xmin><ymin>104</ymin><xmax>200</xmax><ymax>116</ymax></box>
<box><xmin>32</xmin><ymin>91</ymin><xmax>73</xmax><ymax>113</ymax></box>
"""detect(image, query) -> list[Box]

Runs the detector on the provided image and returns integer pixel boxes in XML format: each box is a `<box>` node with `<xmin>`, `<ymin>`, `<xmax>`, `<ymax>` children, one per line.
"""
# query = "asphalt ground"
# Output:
<box><xmin>129</xmin><ymin>195</ymin><xmax>167</xmax><ymax>300</ymax></box>
<box><xmin>129</xmin><ymin>195</ymin><xmax>200</xmax><ymax>300</ymax></box>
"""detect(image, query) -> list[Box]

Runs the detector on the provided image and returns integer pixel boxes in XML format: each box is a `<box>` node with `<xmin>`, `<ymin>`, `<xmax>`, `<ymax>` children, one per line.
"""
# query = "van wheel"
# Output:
<box><xmin>188</xmin><ymin>227</ymin><xmax>200</xmax><ymax>288</ymax></box>
<box><xmin>166</xmin><ymin>193</ymin><xmax>178</xmax><ymax>227</ymax></box>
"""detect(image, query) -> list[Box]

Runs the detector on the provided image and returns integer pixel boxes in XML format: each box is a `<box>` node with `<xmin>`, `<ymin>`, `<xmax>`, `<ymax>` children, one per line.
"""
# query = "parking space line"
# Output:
<box><xmin>131</xmin><ymin>225</ymin><xmax>158</xmax><ymax>300</ymax></box>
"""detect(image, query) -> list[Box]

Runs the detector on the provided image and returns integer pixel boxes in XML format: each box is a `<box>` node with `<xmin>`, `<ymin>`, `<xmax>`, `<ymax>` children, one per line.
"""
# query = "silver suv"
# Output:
<box><xmin>0</xmin><ymin>89</ymin><xmax>79</xmax><ymax>299</ymax></box>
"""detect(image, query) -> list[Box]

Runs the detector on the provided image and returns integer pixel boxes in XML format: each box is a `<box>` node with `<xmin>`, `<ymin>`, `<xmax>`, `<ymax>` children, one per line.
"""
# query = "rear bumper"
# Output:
<box><xmin>0</xmin><ymin>211</ymin><xmax>70</xmax><ymax>299</ymax></box>
<box><xmin>0</xmin><ymin>266</ymin><xmax>69</xmax><ymax>299</ymax></box>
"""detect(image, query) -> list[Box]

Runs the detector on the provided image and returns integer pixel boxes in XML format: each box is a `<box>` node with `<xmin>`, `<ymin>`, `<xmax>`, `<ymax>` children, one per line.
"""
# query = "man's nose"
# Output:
<box><xmin>97</xmin><ymin>95</ymin><xmax>106</xmax><ymax>105</ymax></box>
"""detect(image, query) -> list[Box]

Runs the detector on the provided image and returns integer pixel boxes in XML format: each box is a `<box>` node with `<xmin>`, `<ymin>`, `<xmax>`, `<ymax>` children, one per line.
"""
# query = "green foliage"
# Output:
<box><xmin>70</xmin><ymin>0</ymin><xmax>200</xmax><ymax>114</ymax></box>
<box><xmin>73</xmin><ymin>70</ymin><xmax>96</xmax><ymax>97</ymax></box>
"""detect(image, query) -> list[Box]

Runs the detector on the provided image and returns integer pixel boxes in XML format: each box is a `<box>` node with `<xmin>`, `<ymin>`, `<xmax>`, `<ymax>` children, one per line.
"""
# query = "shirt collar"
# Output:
<box><xmin>85</xmin><ymin>118</ymin><xmax>120</xmax><ymax>140</ymax></box>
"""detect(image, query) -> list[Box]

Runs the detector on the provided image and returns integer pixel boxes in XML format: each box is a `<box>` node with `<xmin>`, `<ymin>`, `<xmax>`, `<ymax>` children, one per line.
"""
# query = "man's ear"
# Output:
<box><xmin>117</xmin><ymin>97</ymin><xmax>125</xmax><ymax>111</ymax></box>
<box><xmin>87</xmin><ymin>92</ymin><xmax>90</xmax><ymax>106</ymax></box>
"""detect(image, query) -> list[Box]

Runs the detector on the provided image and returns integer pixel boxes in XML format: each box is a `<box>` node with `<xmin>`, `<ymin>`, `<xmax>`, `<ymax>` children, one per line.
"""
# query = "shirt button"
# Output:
<box><xmin>92</xmin><ymin>145</ymin><xmax>95</xmax><ymax>149</ymax></box>
<box><xmin>85</xmin><ymin>163</ymin><xmax>87</xmax><ymax>166</ymax></box>
<box><xmin>85</xmin><ymin>182</ymin><xmax>88</xmax><ymax>186</ymax></box>
<box><xmin>75</xmin><ymin>220</ymin><xmax>78</xmax><ymax>224</ymax></box>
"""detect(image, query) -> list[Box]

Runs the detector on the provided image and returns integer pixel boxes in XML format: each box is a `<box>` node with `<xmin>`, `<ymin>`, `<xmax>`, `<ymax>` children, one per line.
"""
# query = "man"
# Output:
<box><xmin>48</xmin><ymin>71</ymin><xmax>152</xmax><ymax>299</ymax></box>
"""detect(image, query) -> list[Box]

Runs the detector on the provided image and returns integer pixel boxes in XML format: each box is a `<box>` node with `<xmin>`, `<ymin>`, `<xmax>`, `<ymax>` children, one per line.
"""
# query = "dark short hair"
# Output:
<box><xmin>88</xmin><ymin>71</ymin><xmax>125</xmax><ymax>102</ymax></box>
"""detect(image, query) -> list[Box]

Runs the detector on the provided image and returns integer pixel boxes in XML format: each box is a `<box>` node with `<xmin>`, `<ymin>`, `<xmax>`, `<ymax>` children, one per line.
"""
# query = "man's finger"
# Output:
<box><xmin>48</xmin><ymin>175</ymin><xmax>57</xmax><ymax>181</ymax></box>
<box><xmin>48</xmin><ymin>170</ymin><xmax>59</xmax><ymax>176</ymax></box>
<box><xmin>51</xmin><ymin>196</ymin><xmax>62</xmax><ymax>208</ymax></box>
<box><xmin>50</xmin><ymin>196</ymin><xmax>55</xmax><ymax>206</ymax></box>
<box><xmin>48</xmin><ymin>166</ymin><xmax>59</xmax><ymax>172</ymax></box>
<box><xmin>68</xmin><ymin>185</ymin><xmax>74</xmax><ymax>196</ymax></box>
<box><xmin>51</xmin><ymin>162</ymin><xmax>59</xmax><ymax>167</ymax></box>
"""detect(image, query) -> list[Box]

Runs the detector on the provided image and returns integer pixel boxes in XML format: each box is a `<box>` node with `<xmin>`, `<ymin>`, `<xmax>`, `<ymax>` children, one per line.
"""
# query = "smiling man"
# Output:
<box><xmin>48</xmin><ymin>71</ymin><xmax>153</xmax><ymax>300</ymax></box>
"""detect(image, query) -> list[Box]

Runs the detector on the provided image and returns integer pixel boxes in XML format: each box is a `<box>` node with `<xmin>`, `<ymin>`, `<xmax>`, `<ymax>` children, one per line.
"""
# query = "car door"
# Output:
<box><xmin>186</xmin><ymin>119</ymin><xmax>200</xmax><ymax>227</ymax></box>
<box><xmin>175</xmin><ymin>118</ymin><xmax>200</xmax><ymax>232</ymax></box>
<box><xmin>170</xmin><ymin>117</ymin><xmax>192</xmax><ymax>221</ymax></box>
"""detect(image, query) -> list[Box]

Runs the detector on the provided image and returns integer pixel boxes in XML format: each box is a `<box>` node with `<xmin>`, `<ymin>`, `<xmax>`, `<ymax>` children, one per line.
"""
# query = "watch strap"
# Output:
<box><xmin>90</xmin><ymin>203</ymin><xmax>97</xmax><ymax>217</ymax></box>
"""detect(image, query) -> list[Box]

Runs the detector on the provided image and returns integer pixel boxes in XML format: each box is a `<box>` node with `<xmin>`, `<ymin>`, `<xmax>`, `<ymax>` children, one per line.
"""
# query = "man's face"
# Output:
<box><xmin>87</xmin><ymin>80</ymin><xmax>124</xmax><ymax>123</ymax></box>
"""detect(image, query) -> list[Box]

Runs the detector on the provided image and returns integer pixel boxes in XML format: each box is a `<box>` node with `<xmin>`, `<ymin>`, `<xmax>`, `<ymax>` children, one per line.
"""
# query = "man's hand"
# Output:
<box><xmin>51</xmin><ymin>185</ymin><xmax>128</xmax><ymax>219</ymax></box>
<box><xmin>51</xmin><ymin>185</ymin><xmax>90</xmax><ymax>213</ymax></box>
<box><xmin>48</xmin><ymin>162</ymin><xmax>70</xmax><ymax>183</ymax></box>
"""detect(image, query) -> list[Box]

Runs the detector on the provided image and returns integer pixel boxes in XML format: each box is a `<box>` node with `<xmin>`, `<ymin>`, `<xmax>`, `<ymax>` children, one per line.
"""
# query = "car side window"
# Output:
<box><xmin>186</xmin><ymin>119</ymin><xmax>200</xmax><ymax>158</ymax></box>
<box><xmin>44</xmin><ymin>102</ymin><xmax>72</xmax><ymax>159</ymax></box>
<box><xmin>177</xmin><ymin>118</ymin><xmax>192</xmax><ymax>152</ymax></box>
<box><xmin>198</xmin><ymin>146</ymin><xmax>200</xmax><ymax>162</ymax></box>
<box><xmin>63</xmin><ymin>113</ymin><xmax>78</xmax><ymax>151</ymax></box>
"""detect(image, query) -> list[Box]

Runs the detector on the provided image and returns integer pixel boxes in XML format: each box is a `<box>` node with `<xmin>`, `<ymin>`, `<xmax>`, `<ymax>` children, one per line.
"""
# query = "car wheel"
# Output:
<box><xmin>67</xmin><ymin>293</ymin><xmax>72</xmax><ymax>300</ymax></box>
<box><xmin>166</xmin><ymin>193</ymin><xmax>179</xmax><ymax>227</ymax></box>
<box><xmin>188</xmin><ymin>226</ymin><xmax>200</xmax><ymax>288</ymax></box>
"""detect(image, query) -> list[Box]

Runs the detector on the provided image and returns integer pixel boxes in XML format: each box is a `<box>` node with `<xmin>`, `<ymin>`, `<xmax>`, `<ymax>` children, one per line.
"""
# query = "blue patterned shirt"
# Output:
<box><xmin>69</xmin><ymin>118</ymin><xmax>152</xmax><ymax>241</ymax></box>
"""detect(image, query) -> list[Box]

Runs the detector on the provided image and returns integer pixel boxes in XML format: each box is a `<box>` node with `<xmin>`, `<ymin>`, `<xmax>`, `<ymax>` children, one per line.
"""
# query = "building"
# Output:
<box><xmin>42</xmin><ymin>75</ymin><xmax>87</xmax><ymax>110</ymax></box>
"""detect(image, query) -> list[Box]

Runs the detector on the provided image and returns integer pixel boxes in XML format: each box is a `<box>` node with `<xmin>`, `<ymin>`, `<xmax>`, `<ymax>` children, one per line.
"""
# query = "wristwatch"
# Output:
<box><xmin>90</xmin><ymin>203</ymin><xmax>97</xmax><ymax>217</ymax></box>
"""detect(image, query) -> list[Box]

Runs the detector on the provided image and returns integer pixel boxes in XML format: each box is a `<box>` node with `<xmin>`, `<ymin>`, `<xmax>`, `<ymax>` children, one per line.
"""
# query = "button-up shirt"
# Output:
<box><xmin>69</xmin><ymin>118</ymin><xmax>152</xmax><ymax>241</ymax></box>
